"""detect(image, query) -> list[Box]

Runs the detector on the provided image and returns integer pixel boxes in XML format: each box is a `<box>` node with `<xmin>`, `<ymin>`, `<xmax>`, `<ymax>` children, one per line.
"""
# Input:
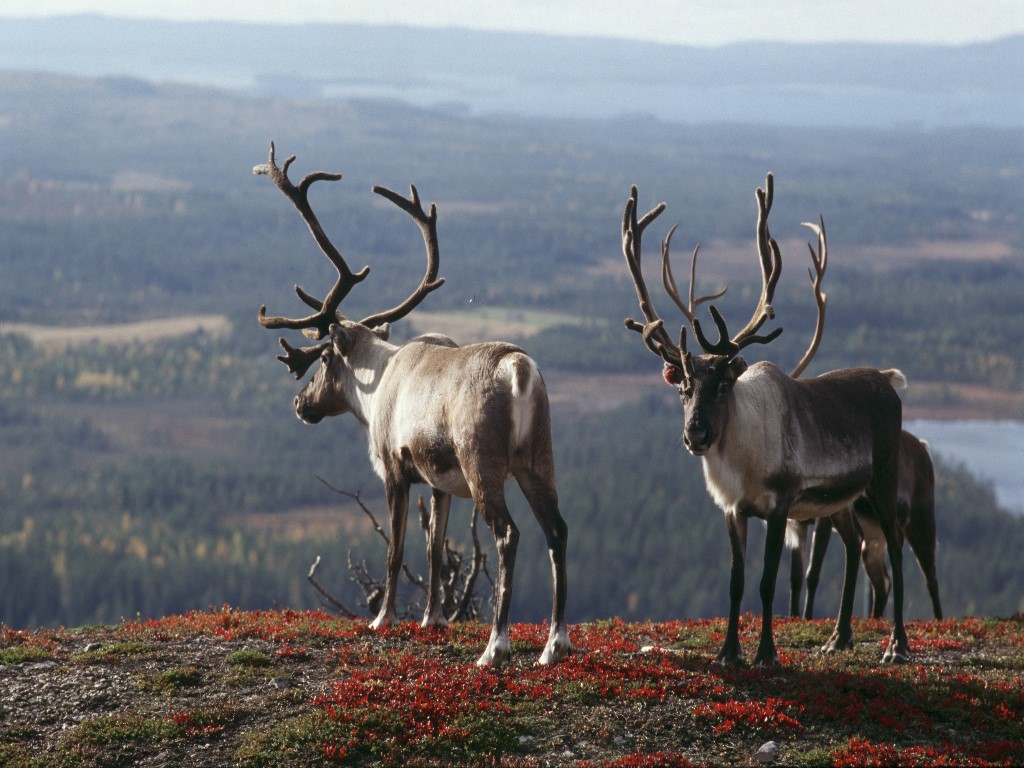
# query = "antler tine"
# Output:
<box><xmin>661</xmin><ymin>228</ymin><xmax>727</xmax><ymax>326</ymax></box>
<box><xmin>357</xmin><ymin>184</ymin><xmax>447</xmax><ymax>328</ymax></box>
<box><xmin>273</xmin><ymin>337</ymin><xmax>328</xmax><ymax>380</ymax></box>
<box><xmin>693</xmin><ymin>172</ymin><xmax>783</xmax><ymax>356</ymax></box>
<box><xmin>254</xmin><ymin>142</ymin><xmax>370</xmax><ymax>340</ymax></box>
<box><xmin>621</xmin><ymin>186</ymin><xmax>683</xmax><ymax>368</ymax></box>
<box><xmin>734</xmin><ymin>173</ymin><xmax>783</xmax><ymax>343</ymax></box>
<box><xmin>790</xmin><ymin>215</ymin><xmax>829</xmax><ymax>378</ymax></box>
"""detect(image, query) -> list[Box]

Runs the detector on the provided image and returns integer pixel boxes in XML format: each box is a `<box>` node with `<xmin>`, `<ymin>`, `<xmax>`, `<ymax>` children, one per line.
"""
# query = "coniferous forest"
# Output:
<box><xmin>1</xmin><ymin>70</ymin><xmax>1023</xmax><ymax>631</ymax></box>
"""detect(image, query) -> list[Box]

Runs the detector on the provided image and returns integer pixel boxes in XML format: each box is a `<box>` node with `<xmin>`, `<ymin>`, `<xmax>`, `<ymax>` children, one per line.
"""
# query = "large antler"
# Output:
<box><xmin>621</xmin><ymin>186</ymin><xmax>686</xmax><ymax>370</ymax></box>
<box><xmin>254</xmin><ymin>143</ymin><xmax>371</xmax><ymax>377</ymax></box>
<box><xmin>689</xmin><ymin>173</ymin><xmax>783</xmax><ymax>357</ymax></box>
<box><xmin>255</xmin><ymin>143</ymin><xmax>446</xmax><ymax>378</ymax></box>
<box><xmin>358</xmin><ymin>184</ymin><xmax>445</xmax><ymax>328</ymax></box>
<box><xmin>254</xmin><ymin>142</ymin><xmax>370</xmax><ymax>340</ymax></box>
<box><xmin>789</xmin><ymin>216</ymin><xmax>828</xmax><ymax>378</ymax></box>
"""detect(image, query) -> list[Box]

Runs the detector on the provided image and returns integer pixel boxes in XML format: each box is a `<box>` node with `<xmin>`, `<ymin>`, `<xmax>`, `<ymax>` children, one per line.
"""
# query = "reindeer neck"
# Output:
<box><xmin>344</xmin><ymin>336</ymin><xmax>399</xmax><ymax>429</ymax></box>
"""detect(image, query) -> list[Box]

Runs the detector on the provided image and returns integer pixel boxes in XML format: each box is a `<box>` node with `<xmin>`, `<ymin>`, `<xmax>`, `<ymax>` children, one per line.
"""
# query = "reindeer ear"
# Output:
<box><xmin>329</xmin><ymin>323</ymin><xmax>355</xmax><ymax>357</ymax></box>
<box><xmin>725</xmin><ymin>356</ymin><xmax>748</xmax><ymax>382</ymax></box>
<box><xmin>372</xmin><ymin>322</ymin><xmax>391</xmax><ymax>342</ymax></box>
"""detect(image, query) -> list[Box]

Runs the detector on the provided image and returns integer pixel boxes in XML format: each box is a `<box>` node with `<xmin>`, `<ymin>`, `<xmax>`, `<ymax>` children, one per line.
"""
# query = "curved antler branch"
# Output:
<box><xmin>621</xmin><ymin>186</ymin><xmax>684</xmax><ymax>369</ymax></box>
<box><xmin>790</xmin><ymin>216</ymin><xmax>829</xmax><ymax>378</ymax></box>
<box><xmin>687</xmin><ymin>173</ymin><xmax>784</xmax><ymax>357</ymax></box>
<box><xmin>357</xmin><ymin>184</ymin><xmax>446</xmax><ymax>328</ymax></box>
<box><xmin>661</xmin><ymin>230</ymin><xmax>727</xmax><ymax>326</ymax></box>
<box><xmin>254</xmin><ymin>142</ymin><xmax>370</xmax><ymax>341</ymax></box>
<box><xmin>722</xmin><ymin>172</ymin><xmax>783</xmax><ymax>351</ymax></box>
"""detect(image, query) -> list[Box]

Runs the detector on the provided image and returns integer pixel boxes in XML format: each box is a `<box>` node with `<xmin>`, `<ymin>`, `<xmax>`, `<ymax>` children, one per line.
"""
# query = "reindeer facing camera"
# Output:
<box><xmin>620</xmin><ymin>175</ymin><xmax>911</xmax><ymax>666</ymax></box>
<box><xmin>254</xmin><ymin>144</ymin><xmax>570</xmax><ymax>667</ymax></box>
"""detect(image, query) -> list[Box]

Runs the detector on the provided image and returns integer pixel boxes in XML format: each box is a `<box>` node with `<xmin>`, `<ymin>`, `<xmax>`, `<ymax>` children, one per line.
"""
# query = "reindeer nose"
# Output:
<box><xmin>684</xmin><ymin>417</ymin><xmax>710</xmax><ymax>455</ymax></box>
<box><xmin>294</xmin><ymin>394</ymin><xmax>319</xmax><ymax>424</ymax></box>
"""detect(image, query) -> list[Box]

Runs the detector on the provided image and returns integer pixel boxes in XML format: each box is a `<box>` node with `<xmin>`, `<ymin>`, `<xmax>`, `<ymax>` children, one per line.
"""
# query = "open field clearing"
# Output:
<box><xmin>2</xmin><ymin>315</ymin><xmax>231</xmax><ymax>348</ymax></box>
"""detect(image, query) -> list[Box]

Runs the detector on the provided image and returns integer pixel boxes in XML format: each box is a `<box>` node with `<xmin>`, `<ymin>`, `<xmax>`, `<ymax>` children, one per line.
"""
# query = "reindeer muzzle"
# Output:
<box><xmin>683</xmin><ymin>422</ymin><xmax>711</xmax><ymax>456</ymax></box>
<box><xmin>295</xmin><ymin>395</ymin><xmax>324</xmax><ymax>424</ymax></box>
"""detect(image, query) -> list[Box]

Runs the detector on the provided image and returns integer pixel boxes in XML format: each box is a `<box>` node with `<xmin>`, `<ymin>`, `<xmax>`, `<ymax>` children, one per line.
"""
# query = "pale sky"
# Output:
<box><xmin>3</xmin><ymin>0</ymin><xmax>1023</xmax><ymax>46</ymax></box>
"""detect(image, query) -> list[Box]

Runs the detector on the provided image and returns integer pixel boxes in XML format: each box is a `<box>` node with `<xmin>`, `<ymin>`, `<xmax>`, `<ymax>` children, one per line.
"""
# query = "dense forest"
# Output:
<box><xmin>0</xmin><ymin>71</ymin><xmax>1022</xmax><ymax>630</ymax></box>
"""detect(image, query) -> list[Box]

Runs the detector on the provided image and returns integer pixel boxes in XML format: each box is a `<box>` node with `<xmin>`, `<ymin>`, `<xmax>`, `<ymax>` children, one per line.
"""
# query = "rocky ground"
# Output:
<box><xmin>2</xmin><ymin>611</ymin><xmax>1023</xmax><ymax>767</ymax></box>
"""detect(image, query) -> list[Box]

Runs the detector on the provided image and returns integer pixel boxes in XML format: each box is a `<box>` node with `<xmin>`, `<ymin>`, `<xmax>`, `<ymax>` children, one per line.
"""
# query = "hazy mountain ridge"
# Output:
<box><xmin>1</xmin><ymin>15</ymin><xmax>1021</xmax><ymax>126</ymax></box>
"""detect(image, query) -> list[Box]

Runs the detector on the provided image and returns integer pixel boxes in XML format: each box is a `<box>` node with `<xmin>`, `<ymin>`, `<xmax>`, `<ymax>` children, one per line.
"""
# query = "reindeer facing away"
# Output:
<box><xmin>621</xmin><ymin>175</ymin><xmax>911</xmax><ymax>666</ymax></box>
<box><xmin>254</xmin><ymin>144</ymin><xmax>570</xmax><ymax>667</ymax></box>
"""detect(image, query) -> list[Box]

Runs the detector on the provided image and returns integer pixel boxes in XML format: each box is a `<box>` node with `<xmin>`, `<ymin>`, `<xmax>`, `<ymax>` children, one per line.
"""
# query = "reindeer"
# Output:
<box><xmin>253</xmin><ymin>143</ymin><xmax>570</xmax><ymax>667</ymax></box>
<box><xmin>791</xmin><ymin>430</ymin><xmax>942</xmax><ymax>620</ymax></box>
<box><xmin>621</xmin><ymin>174</ymin><xmax>911</xmax><ymax>666</ymax></box>
<box><xmin>776</xmin><ymin>224</ymin><xmax>943</xmax><ymax>623</ymax></box>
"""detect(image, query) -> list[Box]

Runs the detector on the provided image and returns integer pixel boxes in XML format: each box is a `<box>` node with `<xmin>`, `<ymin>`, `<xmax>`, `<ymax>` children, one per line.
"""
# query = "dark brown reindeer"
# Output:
<box><xmin>621</xmin><ymin>174</ymin><xmax>911</xmax><ymax>666</ymax></box>
<box><xmin>791</xmin><ymin>430</ymin><xmax>943</xmax><ymax>620</ymax></box>
<box><xmin>254</xmin><ymin>143</ymin><xmax>570</xmax><ymax>666</ymax></box>
<box><xmin>779</xmin><ymin>224</ymin><xmax>943</xmax><ymax>623</ymax></box>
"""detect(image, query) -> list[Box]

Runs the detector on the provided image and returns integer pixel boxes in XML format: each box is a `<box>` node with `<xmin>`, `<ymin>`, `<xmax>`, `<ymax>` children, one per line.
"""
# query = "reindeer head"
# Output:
<box><xmin>621</xmin><ymin>175</ymin><xmax>789</xmax><ymax>457</ymax></box>
<box><xmin>254</xmin><ymin>142</ymin><xmax>445</xmax><ymax>420</ymax></box>
<box><xmin>294</xmin><ymin>321</ymin><xmax>392</xmax><ymax>424</ymax></box>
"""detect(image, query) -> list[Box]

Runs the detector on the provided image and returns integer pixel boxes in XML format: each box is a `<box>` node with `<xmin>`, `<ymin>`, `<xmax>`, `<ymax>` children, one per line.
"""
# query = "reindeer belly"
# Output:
<box><xmin>399</xmin><ymin>436</ymin><xmax>473</xmax><ymax>498</ymax></box>
<box><xmin>705</xmin><ymin>448</ymin><xmax>871</xmax><ymax>521</ymax></box>
<box><xmin>789</xmin><ymin>467</ymin><xmax>873</xmax><ymax>520</ymax></box>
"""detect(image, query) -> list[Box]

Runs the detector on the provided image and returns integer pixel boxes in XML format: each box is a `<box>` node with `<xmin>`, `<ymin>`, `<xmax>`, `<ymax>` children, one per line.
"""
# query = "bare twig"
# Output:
<box><xmin>309</xmin><ymin>481</ymin><xmax>491</xmax><ymax>622</ymax></box>
<box><xmin>306</xmin><ymin>555</ymin><xmax>358</xmax><ymax>618</ymax></box>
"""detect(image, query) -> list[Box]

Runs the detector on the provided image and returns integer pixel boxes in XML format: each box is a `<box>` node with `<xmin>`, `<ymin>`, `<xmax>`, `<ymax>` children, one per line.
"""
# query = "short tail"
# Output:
<box><xmin>881</xmin><ymin>369</ymin><xmax>908</xmax><ymax>390</ymax></box>
<box><xmin>504</xmin><ymin>353</ymin><xmax>539</xmax><ymax>448</ymax></box>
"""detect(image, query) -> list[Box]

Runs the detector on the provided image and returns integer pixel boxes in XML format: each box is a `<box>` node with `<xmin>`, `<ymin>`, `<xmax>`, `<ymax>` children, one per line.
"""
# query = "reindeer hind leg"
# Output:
<box><xmin>821</xmin><ymin>508</ymin><xmax>860</xmax><ymax>654</ymax></box>
<box><xmin>515</xmin><ymin>467</ymin><xmax>571</xmax><ymax>664</ymax></box>
<box><xmin>472</xmin><ymin>485</ymin><xmax>519</xmax><ymax>667</ymax></box>
<box><xmin>868</xmin><ymin>466</ymin><xmax>910</xmax><ymax>664</ymax></box>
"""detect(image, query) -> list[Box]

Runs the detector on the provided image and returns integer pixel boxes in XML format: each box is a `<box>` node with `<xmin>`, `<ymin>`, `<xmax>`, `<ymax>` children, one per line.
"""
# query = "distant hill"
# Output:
<box><xmin>0</xmin><ymin>15</ymin><xmax>1021</xmax><ymax>127</ymax></box>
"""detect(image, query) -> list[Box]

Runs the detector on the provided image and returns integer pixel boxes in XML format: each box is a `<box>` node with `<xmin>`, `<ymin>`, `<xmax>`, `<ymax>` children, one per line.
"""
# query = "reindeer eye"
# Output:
<box><xmin>320</xmin><ymin>350</ymin><xmax>333</xmax><ymax>366</ymax></box>
<box><xmin>681</xmin><ymin>385</ymin><xmax>694</xmax><ymax>399</ymax></box>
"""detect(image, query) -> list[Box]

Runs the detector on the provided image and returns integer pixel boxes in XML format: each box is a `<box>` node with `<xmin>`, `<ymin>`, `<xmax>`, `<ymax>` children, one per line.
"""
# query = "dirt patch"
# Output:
<box><xmin>587</xmin><ymin>236</ymin><xmax>1017</xmax><ymax>281</ymax></box>
<box><xmin>405</xmin><ymin>307</ymin><xmax>587</xmax><ymax>344</ymax></box>
<box><xmin>2</xmin><ymin>315</ymin><xmax>231</xmax><ymax>348</ymax></box>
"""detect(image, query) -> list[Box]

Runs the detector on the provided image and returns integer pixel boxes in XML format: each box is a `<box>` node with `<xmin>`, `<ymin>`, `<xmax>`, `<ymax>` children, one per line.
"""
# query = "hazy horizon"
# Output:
<box><xmin>2</xmin><ymin>0</ymin><xmax>1023</xmax><ymax>48</ymax></box>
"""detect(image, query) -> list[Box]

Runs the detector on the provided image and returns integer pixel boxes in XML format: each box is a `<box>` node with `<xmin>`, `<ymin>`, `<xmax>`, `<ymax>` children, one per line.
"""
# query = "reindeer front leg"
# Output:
<box><xmin>753</xmin><ymin>514</ymin><xmax>786</xmax><ymax>668</ymax></box>
<box><xmin>717</xmin><ymin>512</ymin><xmax>747</xmax><ymax>666</ymax></box>
<box><xmin>421</xmin><ymin>489</ymin><xmax>451</xmax><ymax>628</ymax></box>
<box><xmin>371</xmin><ymin>477</ymin><xmax>410</xmax><ymax>630</ymax></box>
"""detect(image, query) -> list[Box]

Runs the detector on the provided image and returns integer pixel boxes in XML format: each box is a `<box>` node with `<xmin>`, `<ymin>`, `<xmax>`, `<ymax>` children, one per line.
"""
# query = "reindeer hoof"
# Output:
<box><xmin>538</xmin><ymin>630</ymin><xmax>572</xmax><ymax>665</ymax></box>
<box><xmin>715</xmin><ymin>648</ymin><xmax>743</xmax><ymax>667</ymax></box>
<box><xmin>753</xmin><ymin>652</ymin><xmax>780</xmax><ymax>669</ymax></box>
<box><xmin>476</xmin><ymin>637</ymin><xmax>511</xmax><ymax>667</ymax></box>
<box><xmin>821</xmin><ymin>631</ymin><xmax>855</xmax><ymax>654</ymax></box>
<box><xmin>882</xmin><ymin>645</ymin><xmax>911</xmax><ymax>664</ymax></box>
<box><xmin>420</xmin><ymin>613</ymin><xmax>449</xmax><ymax>629</ymax></box>
<box><xmin>369</xmin><ymin>609</ymin><xmax>396</xmax><ymax>630</ymax></box>
<box><xmin>882</xmin><ymin>631</ymin><xmax>911</xmax><ymax>664</ymax></box>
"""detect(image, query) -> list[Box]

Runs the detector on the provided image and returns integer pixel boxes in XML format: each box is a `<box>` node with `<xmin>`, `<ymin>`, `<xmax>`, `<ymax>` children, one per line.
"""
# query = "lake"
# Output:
<box><xmin>906</xmin><ymin>420</ymin><xmax>1024</xmax><ymax>516</ymax></box>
